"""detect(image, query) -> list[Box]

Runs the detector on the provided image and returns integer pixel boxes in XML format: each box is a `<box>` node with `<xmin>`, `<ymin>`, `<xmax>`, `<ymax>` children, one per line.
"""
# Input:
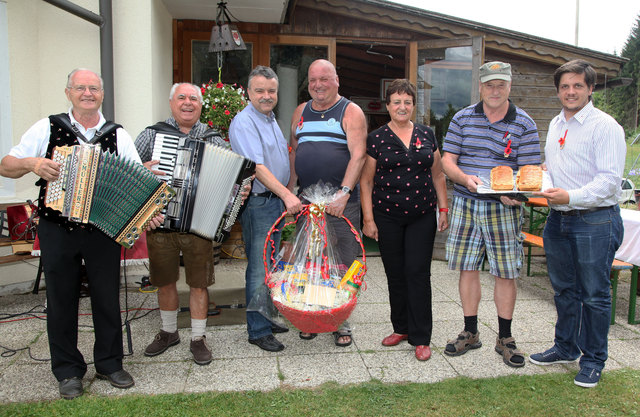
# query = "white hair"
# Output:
<box><xmin>169</xmin><ymin>83</ymin><xmax>203</xmax><ymax>104</ymax></box>
<box><xmin>66</xmin><ymin>68</ymin><xmax>104</xmax><ymax>90</ymax></box>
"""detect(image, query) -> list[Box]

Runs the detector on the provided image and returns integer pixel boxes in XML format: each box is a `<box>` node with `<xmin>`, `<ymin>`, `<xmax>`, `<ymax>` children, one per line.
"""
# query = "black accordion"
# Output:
<box><xmin>44</xmin><ymin>145</ymin><xmax>174</xmax><ymax>248</ymax></box>
<box><xmin>152</xmin><ymin>133</ymin><xmax>255</xmax><ymax>242</ymax></box>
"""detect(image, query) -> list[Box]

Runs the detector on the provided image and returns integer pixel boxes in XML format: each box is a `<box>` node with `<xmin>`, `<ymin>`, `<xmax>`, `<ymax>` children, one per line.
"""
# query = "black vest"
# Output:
<box><xmin>36</xmin><ymin>113</ymin><xmax>120</xmax><ymax>228</ymax></box>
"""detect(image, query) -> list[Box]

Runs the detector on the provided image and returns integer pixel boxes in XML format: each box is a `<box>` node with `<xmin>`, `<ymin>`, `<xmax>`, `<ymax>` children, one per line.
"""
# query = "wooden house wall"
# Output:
<box><xmin>176</xmin><ymin>0</ymin><xmax>624</xmax><ymax>157</ymax></box>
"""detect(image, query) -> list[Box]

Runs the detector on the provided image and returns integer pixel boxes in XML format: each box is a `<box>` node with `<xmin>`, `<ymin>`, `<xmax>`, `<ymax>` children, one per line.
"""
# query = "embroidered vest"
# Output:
<box><xmin>36</xmin><ymin>113</ymin><xmax>120</xmax><ymax>228</ymax></box>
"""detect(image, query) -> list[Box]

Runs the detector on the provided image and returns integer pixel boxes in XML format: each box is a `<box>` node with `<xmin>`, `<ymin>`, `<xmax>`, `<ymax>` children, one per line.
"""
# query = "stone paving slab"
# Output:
<box><xmin>0</xmin><ymin>257</ymin><xmax>638</xmax><ymax>403</ymax></box>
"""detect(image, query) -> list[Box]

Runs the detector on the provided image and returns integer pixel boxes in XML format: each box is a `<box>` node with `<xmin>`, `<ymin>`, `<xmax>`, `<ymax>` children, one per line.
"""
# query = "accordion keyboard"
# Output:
<box><xmin>151</xmin><ymin>133</ymin><xmax>183</xmax><ymax>183</ymax></box>
<box><xmin>44</xmin><ymin>146</ymin><xmax>74</xmax><ymax>212</ymax></box>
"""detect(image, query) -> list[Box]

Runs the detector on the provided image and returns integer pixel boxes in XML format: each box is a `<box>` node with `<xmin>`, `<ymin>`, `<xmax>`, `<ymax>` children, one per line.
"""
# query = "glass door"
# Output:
<box><xmin>189</xmin><ymin>33</ymin><xmax>258</xmax><ymax>89</ymax></box>
<box><xmin>263</xmin><ymin>35</ymin><xmax>335</xmax><ymax>141</ymax></box>
<box><xmin>411</xmin><ymin>37</ymin><xmax>483</xmax><ymax>146</ymax></box>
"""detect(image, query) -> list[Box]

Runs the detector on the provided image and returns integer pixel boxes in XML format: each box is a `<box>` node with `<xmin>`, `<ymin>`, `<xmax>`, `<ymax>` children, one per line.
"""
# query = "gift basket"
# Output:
<box><xmin>262</xmin><ymin>185</ymin><xmax>366</xmax><ymax>333</ymax></box>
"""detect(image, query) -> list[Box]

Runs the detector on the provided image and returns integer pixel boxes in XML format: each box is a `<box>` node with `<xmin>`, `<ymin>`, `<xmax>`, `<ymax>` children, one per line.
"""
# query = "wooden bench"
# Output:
<box><xmin>521</xmin><ymin>231</ymin><xmax>636</xmax><ymax>324</ymax></box>
<box><xmin>0</xmin><ymin>236</ymin><xmax>37</xmax><ymax>264</ymax></box>
<box><xmin>522</xmin><ymin>232</ymin><xmax>543</xmax><ymax>277</ymax></box>
<box><xmin>610</xmin><ymin>259</ymin><xmax>635</xmax><ymax>324</ymax></box>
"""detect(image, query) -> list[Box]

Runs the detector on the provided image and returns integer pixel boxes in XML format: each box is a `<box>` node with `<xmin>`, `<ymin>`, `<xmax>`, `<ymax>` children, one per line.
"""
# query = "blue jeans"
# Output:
<box><xmin>543</xmin><ymin>206</ymin><xmax>623</xmax><ymax>371</ymax></box>
<box><xmin>241</xmin><ymin>195</ymin><xmax>284</xmax><ymax>340</ymax></box>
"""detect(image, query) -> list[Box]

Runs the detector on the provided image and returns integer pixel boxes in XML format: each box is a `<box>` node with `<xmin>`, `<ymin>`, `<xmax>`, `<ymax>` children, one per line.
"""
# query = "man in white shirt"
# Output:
<box><xmin>0</xmin><ymin>69</ymin><xmax>155</xmax><ymax>399</ymax></box>
<box><xmin>529</xmin><ymin>60</ymin><xmax>626</xmax><ymax>388</ymax></box>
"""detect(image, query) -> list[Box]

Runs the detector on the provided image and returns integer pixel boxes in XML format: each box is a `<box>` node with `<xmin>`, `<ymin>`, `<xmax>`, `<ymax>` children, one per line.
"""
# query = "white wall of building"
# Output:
<box><xmin>1</xmin><ymin>0</ymin><xmax>173</xmax><ymax>203</ymax></box>
<box><xmin>113</xmin><ymin>0</ymin><xmax>173</xmax><ymax>138</ymax></box>
<box><xmin>0</xmin><ymin>0</ymin><xmax>15</xmax><ymax>198</ymax></box>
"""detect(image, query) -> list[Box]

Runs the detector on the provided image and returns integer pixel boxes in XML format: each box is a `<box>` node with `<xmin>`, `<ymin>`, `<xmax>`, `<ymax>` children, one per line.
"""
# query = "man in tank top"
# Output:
<box><xmin>289</xmin><ymin>59</ymin><xmax>367</xmax><ymax>346</ymax></box>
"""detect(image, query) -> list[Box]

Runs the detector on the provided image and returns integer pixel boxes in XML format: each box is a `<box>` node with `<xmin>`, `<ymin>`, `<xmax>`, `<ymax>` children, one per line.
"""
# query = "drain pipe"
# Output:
<box><xmin>42</xmin><ymin>0</ymin><xmax>115</xmax><ymax>120</ymax></box>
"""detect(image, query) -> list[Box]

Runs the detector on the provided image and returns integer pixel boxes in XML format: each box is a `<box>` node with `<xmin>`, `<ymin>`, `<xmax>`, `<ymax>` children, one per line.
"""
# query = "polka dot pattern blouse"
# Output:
<box><xmin>366</xmin><ymin>123</ymin><xmax>438</xmax><ymax>217</ymax></box>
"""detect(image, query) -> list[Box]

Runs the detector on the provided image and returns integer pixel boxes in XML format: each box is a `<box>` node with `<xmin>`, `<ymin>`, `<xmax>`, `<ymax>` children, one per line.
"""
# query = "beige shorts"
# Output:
<box><xmin>146</xmin><ymin>230</ymin><xmax>215</xmax><ymax>288</ymax></box>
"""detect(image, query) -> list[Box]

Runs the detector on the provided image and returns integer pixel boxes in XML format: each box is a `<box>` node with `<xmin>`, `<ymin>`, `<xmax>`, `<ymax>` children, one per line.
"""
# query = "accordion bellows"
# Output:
<box><xmin>154</xmin><ymin>135</ymin><xmax>256</xmax><ymax>242</ymax></box>
<box><xmin>45</xmin><ymin>145</ymin><xmax>174</xmax><ymax>248</ymax></box>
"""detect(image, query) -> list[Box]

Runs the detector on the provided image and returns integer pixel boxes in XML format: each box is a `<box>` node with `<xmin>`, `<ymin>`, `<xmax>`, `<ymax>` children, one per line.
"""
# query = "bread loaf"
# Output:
<box><xmin>490</xmin><ymin>166</ymin><xmax>514</xmax><ymax>191</ymax></box>
<box><xmin>516</xmin><ymin>165</ymin><xmax>543</xmax><ymax>191</ymax></box>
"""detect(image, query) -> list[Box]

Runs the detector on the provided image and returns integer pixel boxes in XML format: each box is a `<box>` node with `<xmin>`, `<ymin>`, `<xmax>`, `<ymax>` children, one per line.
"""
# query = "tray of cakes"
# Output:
<box><xmin>476</xmin><ymin>165</ymin><xmax>552</xmax><ymax>195</ymax></box>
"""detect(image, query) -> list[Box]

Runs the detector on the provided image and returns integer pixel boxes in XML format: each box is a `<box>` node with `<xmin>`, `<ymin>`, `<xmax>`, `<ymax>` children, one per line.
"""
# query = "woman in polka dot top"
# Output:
<box><xmin>360</xmin><ymin>79</ymin><xmax>449</xmax><ymax>361</ymax></box>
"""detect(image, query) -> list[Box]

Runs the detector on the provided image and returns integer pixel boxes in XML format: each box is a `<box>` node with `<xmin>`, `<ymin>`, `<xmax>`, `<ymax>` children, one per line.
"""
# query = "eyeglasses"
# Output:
<box><xmin>69</xmin><ymin>85</ymin><xmax>102</xmax><ymax>94</ymax></box>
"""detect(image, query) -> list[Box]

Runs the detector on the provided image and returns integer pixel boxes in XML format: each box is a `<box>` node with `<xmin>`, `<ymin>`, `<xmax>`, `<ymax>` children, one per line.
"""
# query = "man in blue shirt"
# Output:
<box><xmin>229</xmin><ymin>66</ymin><xmax>302</xmax><ymax>352</ymax></box>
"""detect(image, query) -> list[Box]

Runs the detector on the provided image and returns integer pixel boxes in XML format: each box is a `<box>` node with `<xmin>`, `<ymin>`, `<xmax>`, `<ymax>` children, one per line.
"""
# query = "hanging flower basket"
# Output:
<box><xmin>200</xmin><ymin>80</ymin><xmax>247</xmax><ymax>141</ymax></box>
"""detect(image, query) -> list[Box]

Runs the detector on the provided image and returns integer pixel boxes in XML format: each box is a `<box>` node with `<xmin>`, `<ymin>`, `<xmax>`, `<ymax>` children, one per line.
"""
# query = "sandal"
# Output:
<box><xmin>495</xmin><ymin>336</ymin><xmax>525</xmax><ymax>368</ymax></box>
<box><xmin>299</xmin><ymin>332</ymin><xmax>317</xmax><ymax>340</ymax></box>
<box><xmin>444</xmin><ymin>330</ymin><xmax>482</xmax><ymax>356</ymax></box>
<box><xmin>333</xmin><ymin>329</ymin><xmax>352</xmax><ymax>347</ymax></box>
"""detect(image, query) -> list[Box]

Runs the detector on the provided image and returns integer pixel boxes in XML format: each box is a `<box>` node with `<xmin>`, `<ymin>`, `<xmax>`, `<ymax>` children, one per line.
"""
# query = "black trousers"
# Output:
<box><xmin>38</xmin><ymin>217</ymin><xmax>123</xmax><ymax>381</ymax></box>
<box><xmin>374</xmin><ymin>210</ymin><xmax>437</xmax><ymax>346</ymax></box>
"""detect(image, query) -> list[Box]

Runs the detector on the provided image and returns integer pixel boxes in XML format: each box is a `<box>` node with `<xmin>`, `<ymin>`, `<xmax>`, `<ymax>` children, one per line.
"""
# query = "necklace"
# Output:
<box><xmin>313</xmin><ymin>97</ymin><xmax>340</xmax><ymax>118</ymax></box>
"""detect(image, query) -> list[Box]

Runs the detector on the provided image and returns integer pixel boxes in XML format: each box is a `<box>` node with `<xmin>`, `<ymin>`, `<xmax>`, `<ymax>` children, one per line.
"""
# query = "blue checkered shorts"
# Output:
<box><xmin>446</xmin><ymin>196</ymin><xmax>524</xmax><ymax>279</ymax></box>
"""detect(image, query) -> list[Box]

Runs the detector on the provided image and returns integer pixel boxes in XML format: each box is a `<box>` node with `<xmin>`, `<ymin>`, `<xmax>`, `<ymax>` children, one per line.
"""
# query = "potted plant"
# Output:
<box><xmin>279</xmin><ymin>223</ymin><xmax>296</xmax><ymax>263</ymax></box>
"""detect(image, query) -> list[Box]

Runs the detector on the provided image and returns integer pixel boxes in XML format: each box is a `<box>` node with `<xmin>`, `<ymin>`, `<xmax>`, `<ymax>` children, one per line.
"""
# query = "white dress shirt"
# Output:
<box><xmin>9</xmin><ymin>108</ymin><xmax>141</xmax><ymax>163</ymax></box>
<box><xmin>544</xmin><ymin>101</ymin><xmax>625</xmax><ymax>210</ymax></box>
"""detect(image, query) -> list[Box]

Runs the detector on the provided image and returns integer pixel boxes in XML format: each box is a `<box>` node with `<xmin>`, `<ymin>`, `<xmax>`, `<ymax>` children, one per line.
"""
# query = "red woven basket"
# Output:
<box><xmin>263</xmin><ymin>206</ymin><xmax>366</xmax><ymax>333</ymax></box>
<box><xmin>272</xmin><ymin>296</ymin><xmax>358</xmax><ymax>333</ymax></box>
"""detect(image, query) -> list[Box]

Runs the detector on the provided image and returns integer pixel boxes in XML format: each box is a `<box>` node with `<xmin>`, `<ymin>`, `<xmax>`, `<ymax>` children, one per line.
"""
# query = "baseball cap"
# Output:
<box><xmin>479</xmin><ymin>61</ymin><xmax>512</xmax><ymax>83</ymax></box>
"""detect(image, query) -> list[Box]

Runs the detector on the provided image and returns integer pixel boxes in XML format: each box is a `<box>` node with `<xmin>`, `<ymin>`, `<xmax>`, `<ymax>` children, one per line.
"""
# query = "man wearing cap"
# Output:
<box><xmin>441</xmin><ymin>61</ymin><xmax>541</xmax><ymax>367</ymax></box>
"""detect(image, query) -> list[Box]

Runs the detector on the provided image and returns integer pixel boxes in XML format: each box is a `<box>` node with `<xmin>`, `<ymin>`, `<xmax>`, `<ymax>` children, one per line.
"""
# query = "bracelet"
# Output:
<box><xmin>439</xmin><ymin>208</ymin><xmax>449</xmax><ymax>213</ymax></box>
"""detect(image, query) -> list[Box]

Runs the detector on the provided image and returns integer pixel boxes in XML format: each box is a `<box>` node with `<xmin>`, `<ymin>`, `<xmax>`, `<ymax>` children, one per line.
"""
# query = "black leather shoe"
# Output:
<box><xmin>96</xmin><ymin>369</ymin><xmax>135</xmax><ymax>389</ymax></box>
<box><xmin>248</xmin><ymin>334</ymin><xmax>285</xmax><ymax>352</ymax></box>
<box><xmin>59</xmin><ymin>376</ymin><xmax>83</xmax><ymax>400</ymax></box>
<box><xmin>271</xmin><ymin>323</ymin><xmax>289</xmax><ymax>334</ymax></box>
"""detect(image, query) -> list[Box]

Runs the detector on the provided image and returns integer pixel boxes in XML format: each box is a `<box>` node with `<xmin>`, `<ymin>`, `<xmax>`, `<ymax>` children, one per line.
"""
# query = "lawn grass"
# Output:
<box><xmin>1</xmin><ymin>369</ymin><xmax>639</xmax><ymax>417</ymax></box>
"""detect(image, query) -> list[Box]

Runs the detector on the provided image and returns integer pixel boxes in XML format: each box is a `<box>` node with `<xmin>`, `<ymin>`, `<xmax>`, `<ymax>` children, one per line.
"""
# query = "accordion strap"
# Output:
<box><xmin>147</xmin><ymin>122</ymin><xmax>221</xmax><ymax>141</ymax></box>
<box><xmin>51</xmin><ymin>113</ymin><xmax>121</xmax><ymax>144</ymax></box>
<box><xmin>147</xmin><ymin>121</ymin><xmax>183</xmax><ymax>136</ymax></box>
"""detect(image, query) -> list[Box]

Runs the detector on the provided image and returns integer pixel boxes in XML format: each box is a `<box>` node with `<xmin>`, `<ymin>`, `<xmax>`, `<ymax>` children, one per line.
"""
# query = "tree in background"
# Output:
<box><xmin>594</xmin><ymin>13</ymin><xmax>640</xmax><ymax>136</ymax></box>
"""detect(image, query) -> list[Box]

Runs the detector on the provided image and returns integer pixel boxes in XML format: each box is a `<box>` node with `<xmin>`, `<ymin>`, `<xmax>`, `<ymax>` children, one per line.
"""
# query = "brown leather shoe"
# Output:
<box><xmin>190</xmin><ymin>336</ymin><xmax>212</xmax><ymax>365</ymax></box>
<box><xmin>415</xmin><ymin>345</ymin><xmax>432</xmax><ymax>361</ymax></box>
<box><xmin>144</xmin><ymin>330</ymin><xmax>180</xmax><ymax>357</ymax></box>
<box><xmin>381</xmin><ymin>333</ymin><xmax>409</xmax><ymax>346</ymax></box>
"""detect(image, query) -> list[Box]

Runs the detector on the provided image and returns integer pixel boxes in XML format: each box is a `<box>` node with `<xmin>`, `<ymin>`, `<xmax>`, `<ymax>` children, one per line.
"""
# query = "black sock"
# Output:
<box><xmin>463</xmin><ymin>315</ymin><xmax>478</xmax><ymax>334</ymax></box>
<box><xmin>498</xmin><ymin>316</ymin><xmax>512</xmax><ymax>339</ymax></box>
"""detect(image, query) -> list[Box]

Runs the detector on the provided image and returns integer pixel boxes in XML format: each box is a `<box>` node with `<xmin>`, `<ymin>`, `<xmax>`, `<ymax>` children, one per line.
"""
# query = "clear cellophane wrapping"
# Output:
<box><xmin>263</xmin><ymin>184</ymin><xmax>366</xmax><ymax>315</ymax></box>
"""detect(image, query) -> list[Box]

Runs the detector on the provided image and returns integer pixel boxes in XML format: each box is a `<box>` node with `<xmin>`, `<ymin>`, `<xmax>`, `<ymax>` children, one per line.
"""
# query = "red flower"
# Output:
<box><xmin>224</xmin><ymin>110</ymin><xmax>230</xmax><ymax>115</ymax></box>
<box><xmin>216</xmin><ymin>83</ymin><xmax>224</xmax><ymax>89</ymax></box>
<box><xmin>207</xmin><ymin>121</ymin><xmax>213</xmax><ymax>128</ymax></box>
<box><xmin>201</xmin><ymin>88</ymin><xmax>206</xmax><ymax>94</ymax></box>
<box><xmin>211</xmin><ymin>105</ymin><xmax>216</xmax><ymax>110</ymax></box>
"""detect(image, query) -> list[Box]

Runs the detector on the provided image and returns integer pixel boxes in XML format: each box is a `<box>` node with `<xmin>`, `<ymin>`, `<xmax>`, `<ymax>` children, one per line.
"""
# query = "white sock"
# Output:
<box><xmin>160</xmin><ymin>309</ymin><xmax>178</xmax><ymax>333</ymax></box>
<box><xmin>191</xmin><ymin>318</ymin><xmax>207</xmax><ymax>340</ymax></box>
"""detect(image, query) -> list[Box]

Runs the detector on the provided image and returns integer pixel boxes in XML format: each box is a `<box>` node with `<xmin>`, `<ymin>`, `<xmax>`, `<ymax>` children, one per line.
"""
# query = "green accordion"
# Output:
<box><xmin>44</xmin><ymin>144</ymin><xmax>174</xmax><ymax>248</ymax></box>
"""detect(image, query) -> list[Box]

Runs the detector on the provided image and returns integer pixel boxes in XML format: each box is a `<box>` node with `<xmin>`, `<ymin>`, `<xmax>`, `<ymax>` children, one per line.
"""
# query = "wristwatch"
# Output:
<box><xmin>340</xmin><ymin>185</ymin><xmax>352</xmax><ymax>195</ymax></box>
